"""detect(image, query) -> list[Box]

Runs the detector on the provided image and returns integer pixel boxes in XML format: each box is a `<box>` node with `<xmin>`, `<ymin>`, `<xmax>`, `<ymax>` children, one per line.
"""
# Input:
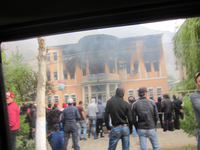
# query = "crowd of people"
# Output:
<box><xmin>6</xmin><ymin>71</ymin><xmax>200</xmax><ymax>150</ymax></box>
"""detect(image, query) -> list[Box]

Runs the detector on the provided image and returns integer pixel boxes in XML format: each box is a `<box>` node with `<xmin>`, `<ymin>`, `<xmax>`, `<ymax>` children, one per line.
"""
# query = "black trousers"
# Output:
<box><xmin>159</xmin><ymin>113</ymin><xmax>163</xmax><ymax>128</ymax></box>
<box><xmin>96</xmin><ymin>118</ymin><xmax>103</xmax><ymax>136</ymax></box>
<box><xmin>174</xmin><ymin>111</ymin><xmax>183</xmax><ymax>129</ymax></box>
<box><xmin>11</xmin><ymin>129</ymin><xmax>18</xmax><ymax>150</ymax></box>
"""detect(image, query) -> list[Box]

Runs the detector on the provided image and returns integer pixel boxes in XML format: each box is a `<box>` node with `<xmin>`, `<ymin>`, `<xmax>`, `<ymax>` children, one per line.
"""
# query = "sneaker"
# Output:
<box><xmin>94</xmin><ymin>137</ymin><xmax>98</xmax><ymax>139</ymax></box>
<box><xmin>83</xmin><ymin>138</ymin><xmax>87</xmax><ymax>141</ymax></box>
<box><xmin>100</xmin><ymin>135</ymin><xmax>104</xmax><ymax>138</ymax></box>
<box><xmin>79</xmin><ymin>138</ymin><xmax>83</xmax><ymax>140</ymax></box>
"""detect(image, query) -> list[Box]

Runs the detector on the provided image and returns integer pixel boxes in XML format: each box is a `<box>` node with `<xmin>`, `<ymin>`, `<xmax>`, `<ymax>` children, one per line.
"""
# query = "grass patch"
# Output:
<box><xmin>160</xmin><ymin>144</ymin><xmax>196</xmax><ymax>150</ymax></box>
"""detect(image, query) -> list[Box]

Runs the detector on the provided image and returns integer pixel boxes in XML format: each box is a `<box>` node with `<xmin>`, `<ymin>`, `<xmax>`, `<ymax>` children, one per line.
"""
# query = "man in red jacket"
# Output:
<box><xmin>6</xmin><ymin>92</ymin><xmax>20</xmax><ymax>150</ymax></box>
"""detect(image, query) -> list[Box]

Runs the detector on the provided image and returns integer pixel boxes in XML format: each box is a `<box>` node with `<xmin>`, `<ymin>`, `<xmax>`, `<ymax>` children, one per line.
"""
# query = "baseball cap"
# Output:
<box><xmin>6</xmin><ymin>92</ymin><xmax>15</xmax><ymax>98</ymax></box>
<box><xmin>67</xmin><ymin>98</ymin><xmax>73</xmax><ymax>104</ymax></box>
<box><xmin>195</xmin><ymin>72</ymin><xmax>200</xmax><ymax>82</ymax></box>
<box><xmin>138</xmin><ymin>87</ymin><xmax>147</xmax><ymax>93</ymax></box>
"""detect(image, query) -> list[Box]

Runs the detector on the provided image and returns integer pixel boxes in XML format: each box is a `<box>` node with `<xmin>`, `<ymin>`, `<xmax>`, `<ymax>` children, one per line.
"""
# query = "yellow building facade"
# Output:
<box><xmin>46</xmin><ymin>34</ymin><xmax>168</xmax><ymax>109</ymax></box>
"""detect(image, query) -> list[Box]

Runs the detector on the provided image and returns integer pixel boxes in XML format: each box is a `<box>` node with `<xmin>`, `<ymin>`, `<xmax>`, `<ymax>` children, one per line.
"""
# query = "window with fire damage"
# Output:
<box><xmin>89</xmin><ymin>57</ymin><xmax>105</xmax><ymax>75</ymax></box>
<box><xmin>82</xmin><ymin>61</ymin><xmax>87</xmax><ymax>76</ymax></box>
<box><xmin>46</xmin><ymin>70</ymin><xmax>51</xmax><ymax>81</ymax></box>
<box><xmin>153</xmin><ymin>61</ymin><xmax>159</xmax><ymax>71</ymax></box>
<box><xmin>63</xmin><ymin>70</ymin><xmax>68</xmax><ymax>80</ymax></box>
<box><xmin>133</xmin><ymin>60</ymin><xmax>139</xmax><ymax>74</ymax></box>
<box><xmin>107</xmin><ymin>60</ymin><xmax>116</xmax><ymax>73</ymax></box>
<box><xmin>145</xmin><ymin>62</ymin><xmax>151</xmax><ymax>72</ymax></box>
<box><xmin>126</xmin><ymin>62</ymin><xmax>131</xmax><ymax>74</ymax></box>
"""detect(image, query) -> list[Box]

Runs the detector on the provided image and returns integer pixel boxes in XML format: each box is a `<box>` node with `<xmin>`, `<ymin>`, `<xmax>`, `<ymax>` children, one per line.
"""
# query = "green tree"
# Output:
<box><xmin>173</xmin><ymin>17</ymin><xmax>200</xmax><ymax>90</ymax></box>
<box><xmin>173</xmin><ymin>17</ymin><xmax>200</xmax><ymax>137</ymax></box>
<box><xmin>3</xmin><ymin>50</ymin><xmax>55</xmax><ymax>104</ymax></box>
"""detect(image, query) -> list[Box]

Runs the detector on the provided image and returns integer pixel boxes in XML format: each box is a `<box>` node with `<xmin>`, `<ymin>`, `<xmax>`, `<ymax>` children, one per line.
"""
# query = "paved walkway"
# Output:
<box><xmin>47</xmin><ymin>129</ymin><xmax>197</xmax><ymax>150</ymax></box>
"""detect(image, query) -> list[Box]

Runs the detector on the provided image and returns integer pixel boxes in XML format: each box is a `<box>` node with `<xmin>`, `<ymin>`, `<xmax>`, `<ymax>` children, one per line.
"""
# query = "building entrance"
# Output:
<box><xmin>91</xmin><ymin>93</ymin><xmax>107</xmax><ymax>106</ymax></box>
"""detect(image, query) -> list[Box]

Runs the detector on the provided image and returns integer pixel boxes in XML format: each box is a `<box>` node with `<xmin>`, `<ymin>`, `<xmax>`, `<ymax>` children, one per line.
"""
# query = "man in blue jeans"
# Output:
<box><xmin>104</xmin><ymin>87</ymin><xmax>133</xmax><ymax>150</ymax></box>
<box><xmin>88</xmin><ymin>98</ymin><xmax>98</xmax><ymax>139</ymax></box>
<box><xmin>77</xmin><ymin>101</ymin><xmax>87</xmax><ymax>140</ymax></box>
<box><xmin>132</xmin><ymin>87</ymin><xmax>160</xmax><ymax>150</ymax></box>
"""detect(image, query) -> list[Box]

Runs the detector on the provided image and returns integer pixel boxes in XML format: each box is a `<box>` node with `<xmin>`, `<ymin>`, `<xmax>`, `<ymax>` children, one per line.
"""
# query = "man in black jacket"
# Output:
<box><xmin>132</xmin><ymin>87</ymin><xmax>159</xmax><ymax>150</ymax></box>
<box><xmin>161</xmin><ymin>94</ymin><xmax>173</xmax><ymax>132</ymax></box>
<box><xmin>104</xmin><ymin>87</ymin><xmax>133</xmax><ymax>150</ymax></box>
<box><xmin>172</xmin><ymin>95</ymin><xmax>183</xmax><ymax>129</ymax></box>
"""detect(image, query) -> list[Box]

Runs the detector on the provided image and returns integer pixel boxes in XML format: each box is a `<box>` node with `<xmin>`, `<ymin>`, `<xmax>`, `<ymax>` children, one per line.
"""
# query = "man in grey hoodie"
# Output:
<box><xmin>96</xmin><ymin>99</ymin><xmax>105</xmax><ymax>138</ymax></box>
<box><xmin>88</xmin><ymin>98</ymin><xmax>98</xmax><ymax>139</ymax></box>
<box><xmin>190</xmin><ymin>72</ymin><xmax>200</xmax><ymax>150</ymax></box>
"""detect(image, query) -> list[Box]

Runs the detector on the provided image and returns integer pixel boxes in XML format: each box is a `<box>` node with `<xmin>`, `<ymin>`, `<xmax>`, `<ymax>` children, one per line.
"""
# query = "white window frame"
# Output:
<box><xmin>156</xmin><ymin>87</ymin><xmax>163</xmax><ymax>93</ymax></box>
<box><xmin>64</xmin><ymin>94</ymin><xmax>69</xmax><ymax>104</ymax></box>
<box><xmin>148</xmin><ymin>87</ymin><xmax>154</xmax><ymax>97</ymax></box>
<box><xmin>128</xmin><ymin>89</ymin><xmax>134</xmax><ymax>96</ymax></box>
<box><xmin>53</xmin><ymin>52</ymin><xmax>58</xmax><ymax>61</ymax></box>
<box><xmin>54</xmin><ymin>95</ymin><xmax>59</xmax><ymax>104</ymax></box>
<box><xmin>46</xmin><ymin>95</ymin><xmax>52</xmax><ymax>104</ymax></box>
<box><xmin>71</xmin><ymin>93</ymin><xmax>77</xmax><ymax>102</ymax></box>
<box><xmin>136</xmin><ymin>88</ymin><xmax>139</xmax><ymax>94</ymax></box>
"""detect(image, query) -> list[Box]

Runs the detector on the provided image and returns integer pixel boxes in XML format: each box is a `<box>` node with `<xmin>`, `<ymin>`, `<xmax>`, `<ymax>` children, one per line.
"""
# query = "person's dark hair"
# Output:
<box><xmin>163</xmin><ymin>94</ymin><xmax>169</xmax><ymax>99</ymax></box>
<box><xmin>172</xmin><ymin>95</ymin><xmax>176</xmax><ymax>100</ymax></box>
<box><xmin>53</xmin><ymin>124</ymin><xmax>60</xmax><ymax>131</ymax></box>
<box><xmin>73</xmin><ymin>102</ymin><xmax>76</xmax><ymax>106</ymax></box>
<box><xmin>138</xmin><ymin>93</ymin><xmax>145</xmax><ymax>97</ymax></box>
<box><xmin>157</xmin><ymin>97</ymin><xmax>162</xmax><ymax>102</ymax></box>
<box><xmin>48</xmin><ymin>104</ymin><xmax>52</xmax><ymax>108</ymax></box>
<box><xmin>29</xmin><ymin>103</ymin><xmax>34</xmax><ymax>108</ymax></box>
<box><xmin>79</xmin><ymin>101</ymin><xmax>83</xmax><ymax>105</ymax></box>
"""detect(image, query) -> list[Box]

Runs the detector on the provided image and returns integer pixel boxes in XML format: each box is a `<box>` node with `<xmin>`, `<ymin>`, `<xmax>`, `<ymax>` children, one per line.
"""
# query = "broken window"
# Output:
<box><xmin>89</xmin><ymin>59</ymin><xmax>105</xmax><ymax>74</ymax></box>
<box><xmin>54</xmin><ymin>72</ymin><xmax>57</xmax><ymax>80</ymax></box>
<box><xmin>82</xmin><ymin>61</ymin><xmax>87</xmax><ymax>76</ymax></box>
<box><xmin>133</xmin><ymin>60</ymin><xmax>139</xmax><ymax>74</ymax></box>
<box><xmin>145</xmin><ymin>62</ymin><xmax>151</xmax><ymax>72</ymax></box>
<box><xmin>153</xmin><ymin>61</ymin><xmax>159</xmax><ymax>71</ymax></box>
<box><xmin>107</xmin><ymin>60</ymin><xmax>116</xmax><ymax>73</ymax></box>
<box><xmin>46</xmin><ymin>70</ymin><xmax>51</xmax><ymax>81</ymax></box>
<box><xmin>46</xmin><ymin>53</ymin><xmax>50</xmax><ymax>61</ymax></box>
<box><xmin>63</xmin><ymin>70</ymin><xmax>68</xmax><ymax>79</ymax></box>
<box><xmin>53</xmin><ymin>52</ymin><xmax>57</xmax><ymax>61</ymax></box>
<box><xmin>126</xmin><ymin>62</ymin><xmax>131</xmax><ymax>74</ymax></box>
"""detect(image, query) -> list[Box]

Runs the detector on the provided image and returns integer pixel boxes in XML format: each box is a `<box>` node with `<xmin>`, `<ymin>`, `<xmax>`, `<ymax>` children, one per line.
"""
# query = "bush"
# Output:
<box><xmin>180</xmin><ymin>96</ymin><xmax>197</xmax><ymax>137</ymax></box>
<box><xmin>16</xmin><ymin>114</ymin><xmax>30</xmax><ymax>149</ymax></box>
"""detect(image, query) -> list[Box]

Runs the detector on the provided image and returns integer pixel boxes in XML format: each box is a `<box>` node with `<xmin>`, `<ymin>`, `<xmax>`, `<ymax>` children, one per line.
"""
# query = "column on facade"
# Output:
<box><xmin>88</xmin><ymin>85</ymin><xmax>91</xmax><ymax>103</ymax></box>
<box><xmin>106</xmin><ymin>84</ymin><xmax>110</xmax><ymax>100</ymax></box>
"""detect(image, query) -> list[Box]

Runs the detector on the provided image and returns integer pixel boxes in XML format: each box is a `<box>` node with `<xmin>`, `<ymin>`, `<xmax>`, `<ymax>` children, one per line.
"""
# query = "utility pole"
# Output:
<box><xmin>36</xmin><ymin>37</ymin><xmax>49</xmax><ymax>150</ymax></box>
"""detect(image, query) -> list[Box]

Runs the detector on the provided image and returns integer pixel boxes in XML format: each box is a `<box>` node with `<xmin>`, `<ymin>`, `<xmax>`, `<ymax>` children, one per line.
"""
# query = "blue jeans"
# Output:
<box><xmin>132</xmin><ymin>125</ymin><xmax>137</xmax><ymax>137</ymax></box>
<box><xmin>109</xmin><ymin>126</ymin><xmax>130</xmax><ymax>150</ymax></box>
<box><xmin>198</xmin><ymin>131</ymin><xmax>200</xmax><ymax>150</ymax></box>
<box><xmin>138</xmin><ymin>129</ymin><xmax>160</xmax><ymax>150</ymax></box>
<box><xmin>88</xmin><ymin>117</ymin><xmax>97</xmax><ymax>138</ymax></box>
<box><xmin>78</xmin><ymin>120</ymin><xmax>87</xmax><ymax>139</ymax></box>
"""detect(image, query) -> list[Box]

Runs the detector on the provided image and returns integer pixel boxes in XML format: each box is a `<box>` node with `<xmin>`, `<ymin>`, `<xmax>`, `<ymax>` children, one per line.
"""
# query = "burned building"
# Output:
<box><xmin>46</xmin><ymin>34</ymin><xmax>168</xmax><ymax>108</ymax></box>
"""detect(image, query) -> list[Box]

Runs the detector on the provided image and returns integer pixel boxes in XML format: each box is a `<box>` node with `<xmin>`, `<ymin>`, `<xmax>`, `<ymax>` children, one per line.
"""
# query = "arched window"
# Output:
<box><xmin>47</xmin><ymin>95</ymin><xmax>52</xmax><ymax>104</ymax></box>
<box><xmin>71</xmin><ymin>93</ymin><xmax>77</xmax><ymax>102</ymax></box>
<box><xmin>128</xmin><ymin>89</ymin><xmax>134</xmax><ymax>96</ymax></box>
<box><xmin>64</xmin><ymin>94</ymin><xmax>69</xmax><ymax>104</ymax></box>
<box><xmin>54</xmin><ymin>95</ymin><xmax>59</xmax><ymax>104</ymax></box>
<box><xmin>148</xmin><ymin>87</ymin><xmax>154</xmax><ymax>97</ymax></box>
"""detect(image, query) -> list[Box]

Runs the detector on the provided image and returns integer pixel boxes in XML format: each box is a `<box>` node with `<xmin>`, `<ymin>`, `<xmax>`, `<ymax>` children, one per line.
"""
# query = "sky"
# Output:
<box><xmin>140</xmin><ymin>19</ymin><xmax>185</xmax><ymax>33</ymax></box>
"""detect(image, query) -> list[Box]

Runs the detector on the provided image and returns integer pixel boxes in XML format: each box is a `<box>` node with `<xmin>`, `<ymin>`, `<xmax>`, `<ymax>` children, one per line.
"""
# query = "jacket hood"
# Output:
<box><xmin>115</xmin><ymin>87</ymin><xmax>125</xmax><ymax>98</ymax></box>
<box><xmin>91</xmin><ymin>98</ymin><xmax>95</xmax><ymax>104</ymax></box>
<box><xmin>98</xmin><ymin>99</ymin><xmax>102</xmax><ymax>105</ymax></box>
